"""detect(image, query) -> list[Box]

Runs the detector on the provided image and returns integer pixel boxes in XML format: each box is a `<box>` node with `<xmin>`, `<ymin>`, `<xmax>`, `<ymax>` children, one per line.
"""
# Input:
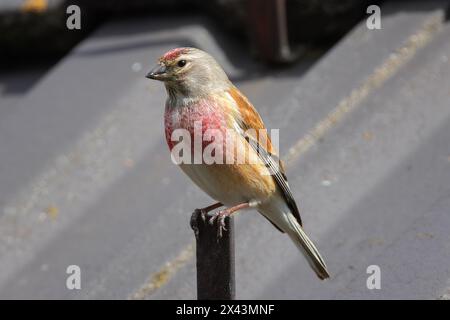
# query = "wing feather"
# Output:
<box><xmin>228</xmin><ymin>87</ymin><xmax>303</xmax><ymax>227</ymax></box>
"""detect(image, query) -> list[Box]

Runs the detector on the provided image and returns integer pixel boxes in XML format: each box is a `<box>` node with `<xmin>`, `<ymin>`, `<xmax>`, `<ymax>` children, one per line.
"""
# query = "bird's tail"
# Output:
<box><xmin>285</xmin><ymin>213</ymin><xmax>330</xmax><ymax>280</ymax></box>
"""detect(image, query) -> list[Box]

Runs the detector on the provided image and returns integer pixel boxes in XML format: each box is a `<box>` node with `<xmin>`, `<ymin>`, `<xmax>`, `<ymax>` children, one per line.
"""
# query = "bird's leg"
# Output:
<box><xmin>209</xmin><ymin>202</ymin><xmax>250</xmax><ymax>237</ymax></box>
<box><xmin>194</xmin><ymin>202</ymin><xmax>223</xmax><ymax>222</ymax></box>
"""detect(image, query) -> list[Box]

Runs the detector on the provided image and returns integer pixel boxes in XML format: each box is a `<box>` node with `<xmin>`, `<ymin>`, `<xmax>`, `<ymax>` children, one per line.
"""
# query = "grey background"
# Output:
<box><xmin>0</xmin><ymin>1</ymin><xmax>449</xmax><ymax>299</ymax></box>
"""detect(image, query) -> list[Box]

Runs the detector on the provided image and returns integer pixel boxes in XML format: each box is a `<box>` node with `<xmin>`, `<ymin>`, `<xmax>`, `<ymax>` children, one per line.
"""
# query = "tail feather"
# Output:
<box><xmin>285</xmin><ymin>213</ymin><xmax>330</xmax><ymax>280</ymax></box>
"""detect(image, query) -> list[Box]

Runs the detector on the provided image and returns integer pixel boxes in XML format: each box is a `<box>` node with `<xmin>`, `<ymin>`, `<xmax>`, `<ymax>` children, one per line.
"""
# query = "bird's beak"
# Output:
<box><xmin>146</xmin><ymin>64</ymin><xmax>167</xmax><ymax>80</ymax></box>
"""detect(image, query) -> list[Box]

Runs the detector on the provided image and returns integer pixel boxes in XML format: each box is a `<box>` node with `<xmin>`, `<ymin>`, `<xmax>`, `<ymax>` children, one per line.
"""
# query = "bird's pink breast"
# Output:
<box><xmin>164</xmin><ymin>99</ymin><xmax>227</xmax><ymax>151</ymax></box>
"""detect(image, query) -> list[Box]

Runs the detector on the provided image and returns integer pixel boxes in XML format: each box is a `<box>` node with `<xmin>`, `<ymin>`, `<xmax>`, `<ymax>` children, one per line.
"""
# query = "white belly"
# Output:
<box><xmin>179</xmin><ymin>161</ymin><xmax>276</xmax><ymax>208</ymax></box>
<box><xmin>179</xmin><ymin>164</ymin><xmax>243</xmax><ymax>206</ymax></box>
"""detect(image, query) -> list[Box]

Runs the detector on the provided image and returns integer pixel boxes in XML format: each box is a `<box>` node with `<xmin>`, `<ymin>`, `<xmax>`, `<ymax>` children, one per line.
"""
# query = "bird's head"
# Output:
<box><xmin>146</xmin><ymin>47</ymin><xmax>230</xmax><ymax>98</ymax></box>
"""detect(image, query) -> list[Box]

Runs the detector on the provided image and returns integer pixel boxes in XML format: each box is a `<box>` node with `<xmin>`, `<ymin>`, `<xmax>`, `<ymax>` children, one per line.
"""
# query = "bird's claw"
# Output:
<box><xmin>208</xmin><ymin>210</ymin><xmax>228</xmax><ymax>238</ymax></box>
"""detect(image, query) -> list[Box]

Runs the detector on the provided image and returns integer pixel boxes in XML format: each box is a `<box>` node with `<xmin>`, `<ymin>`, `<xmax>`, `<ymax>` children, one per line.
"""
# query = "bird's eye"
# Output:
<box><xmin>177</xmin><ymin>60</ymin><xmax>187</xmax><ymax>67</ymax></box>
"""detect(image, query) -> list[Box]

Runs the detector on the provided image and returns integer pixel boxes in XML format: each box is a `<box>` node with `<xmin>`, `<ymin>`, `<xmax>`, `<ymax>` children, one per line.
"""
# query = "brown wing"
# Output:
<box><xmin>228</xmin><ymin>87</ymin><xmax>275</xmax><ymax>153</ymax></box>
<box><xmin>228</xmin><ymin>87</ymin><xmax>303</xmax><ymax>227</ymax></box>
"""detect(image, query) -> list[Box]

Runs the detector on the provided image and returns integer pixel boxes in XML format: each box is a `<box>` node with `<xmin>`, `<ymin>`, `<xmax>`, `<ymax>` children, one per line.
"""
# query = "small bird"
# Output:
<box><xmin>146</xmin><ymin>47</ymin><xmax>329</xmax><ymax>280</ymax></box>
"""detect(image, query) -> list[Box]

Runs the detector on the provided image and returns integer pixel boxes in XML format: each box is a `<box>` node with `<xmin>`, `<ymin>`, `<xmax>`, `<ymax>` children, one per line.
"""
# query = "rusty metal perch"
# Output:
<box><xmin>191</xmin><ymin>210</ymin><xmax>235</xmax><ymax>300</ymax></box>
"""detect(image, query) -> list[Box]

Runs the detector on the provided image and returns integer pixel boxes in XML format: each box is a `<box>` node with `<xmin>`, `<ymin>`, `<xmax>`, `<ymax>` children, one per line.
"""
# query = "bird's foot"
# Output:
<box><xmin>193</xmin><ymin>202</ymin><xmax>223</xmax><ymax>224</ymax></box>
<box><xmin>208</xmin><ymin>202</ymin><xmax>250</xmax><ymax>238</ymax></box>
<box><xmin>208</xmin><ymin>209</ymin><xmax>230</xmax><ymax>238</ymax></box>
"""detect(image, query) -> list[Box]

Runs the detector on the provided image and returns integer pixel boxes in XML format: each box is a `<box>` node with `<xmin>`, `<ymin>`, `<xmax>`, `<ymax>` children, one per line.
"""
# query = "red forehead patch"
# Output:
<box><xmin>162</xmin><ymin>47</ymin><xmax>189</xmax><ymax>61</ymax></box>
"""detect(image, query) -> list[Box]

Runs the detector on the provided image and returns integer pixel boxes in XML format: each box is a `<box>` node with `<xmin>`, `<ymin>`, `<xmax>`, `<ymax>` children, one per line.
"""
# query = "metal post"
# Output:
<box><xmin>190</xmin><ymin>210</ymin><xmax>235</xmax><ymax>300</ymax></box>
